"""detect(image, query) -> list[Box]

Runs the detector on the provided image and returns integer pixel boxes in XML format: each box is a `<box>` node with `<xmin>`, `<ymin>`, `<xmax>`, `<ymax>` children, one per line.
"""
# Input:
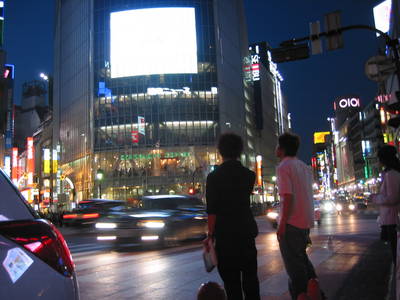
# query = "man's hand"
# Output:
<box><xmin>277</xmin><ymin>223</ymin><xmax>286</xmax><ymax>241</ymax></box>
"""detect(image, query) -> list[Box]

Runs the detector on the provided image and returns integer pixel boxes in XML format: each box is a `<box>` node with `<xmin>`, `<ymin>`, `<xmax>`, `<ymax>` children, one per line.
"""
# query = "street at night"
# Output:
<box><xmin>60</xmin><ymin>211</ymin><xmax>390</xmax><ymax>300</ymax></box>
<box><xmin>1</xmin><ymin>0</ymin><xmax>399</xmax><ymax>299</ymax></box>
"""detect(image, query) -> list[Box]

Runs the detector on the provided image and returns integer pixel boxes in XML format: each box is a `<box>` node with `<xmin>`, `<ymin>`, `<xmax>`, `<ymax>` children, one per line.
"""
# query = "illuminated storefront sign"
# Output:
<box><xmin>3</xmin><ymin>155</ymin><xmax>10</xmax><ymax>177</ymax></box>
<box><xmin>27</xmin><ymin>137</ymin><xmax>34</xmax><ymax>186</ymax></box>
<box><xmin>334</xmin><ymin>97</ymin><xmax>361</xmax><ymax>110</ymax></box>
<box><xmin>314</xmin><ymin>132</ymin><xmax>330</xmax><ymax>144</ymax></box>
<box><xmin>11</xmin><ymin>147</ymin><xmax>18</xmax><ymax>185</ymax></box>
<box><xmin>256</xmin><ymin>155</ymin><xmax>262</xmax><ymax>186</ymax></box>
<box><xmin>43</xmin><ymin>149</ymin><xmax>50</xmax><ymax>174</ymax></box>
<box><xmin>251</xmin><ymin>54</ymin><xmax>260</xmax><ymax>81</ymax></box>
<box><xmin>52</xmin><ymin>149</ymin><xmax>58</xmax><ymax>174</ymax></box>
<box><xmin>121</xmin><ymin>152</ymin><xmax>191</xmax><ymax>161</ymax></box>
<box><xmin>138</xmin><ymin>116</ymin><xmax>145</xmax><ymax>135</ymax></box>
<box><xmin>131</xmin><ymin>131</ymin><xmax>139</xmax><ymax>143</ymax></box>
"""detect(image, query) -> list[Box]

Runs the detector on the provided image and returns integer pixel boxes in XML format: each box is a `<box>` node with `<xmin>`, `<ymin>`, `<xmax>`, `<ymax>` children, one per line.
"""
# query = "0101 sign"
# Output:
<box><xmin>335</xmin><ymin>97</ymin><xmax>361</xmax><ymax>110</ymax></box>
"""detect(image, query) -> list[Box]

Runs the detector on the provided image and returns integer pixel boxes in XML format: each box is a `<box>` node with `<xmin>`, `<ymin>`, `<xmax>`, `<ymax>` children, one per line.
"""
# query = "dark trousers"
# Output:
<box><xmin>216</xmin><ymin>238</ymin><xmax>260</xmax><ymax>300</ymax></box>
<box><xmin>381</xmin><ymin>224</ymin><xmax>397</xmax><ymax>264</ymax></box>
<box><xmin>278</xmin><ymin>224</ymin><xmax>317</xmax><ymax>300</ymax></box>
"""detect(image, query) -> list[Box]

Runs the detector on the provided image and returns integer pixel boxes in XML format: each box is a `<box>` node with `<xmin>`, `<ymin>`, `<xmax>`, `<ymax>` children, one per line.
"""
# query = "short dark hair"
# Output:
<box><xmin>278</xmin><ymin>132</ymin><xmax>300</xmax><ymax>157</ymax></box>
<box><xmin>218</xmin><ymin>132</ymin><xmax>243</xmax><ymax>159</ymax></box>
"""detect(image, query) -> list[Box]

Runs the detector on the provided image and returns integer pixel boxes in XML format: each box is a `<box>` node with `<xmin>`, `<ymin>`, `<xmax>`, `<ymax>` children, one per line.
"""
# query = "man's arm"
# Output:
<box><xmin>204</xmin><ymin>173</ymin><xmax>218</xmax><ymax>251</ymax></box>
<box><xmin>277</xmin><ymin>193</ymin><xmax>293</xmax><ymax>240</ymax></box>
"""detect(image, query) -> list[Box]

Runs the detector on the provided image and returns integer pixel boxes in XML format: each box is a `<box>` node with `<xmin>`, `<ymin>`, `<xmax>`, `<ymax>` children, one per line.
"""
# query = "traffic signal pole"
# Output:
<box><xmin>280</xmin><ymin>24</ymin><xmax>400</xmax><ymax>89</ymax></box>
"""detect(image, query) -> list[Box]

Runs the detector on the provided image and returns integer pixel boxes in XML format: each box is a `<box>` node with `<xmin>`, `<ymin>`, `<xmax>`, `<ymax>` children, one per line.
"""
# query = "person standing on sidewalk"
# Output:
<box><xmin>275</xmin><ymin>132</ymin><xmax>321</xmax><ymax>300</ymax></box>
<box><xmin>203</xmin><ymin>132</ymin><xmax>260</xmax><ymax>300</ymax></box>
<box><xmin>371</xmin><ymin>145</ymin><xmax>400</xmax><ymax>265</ymax></box>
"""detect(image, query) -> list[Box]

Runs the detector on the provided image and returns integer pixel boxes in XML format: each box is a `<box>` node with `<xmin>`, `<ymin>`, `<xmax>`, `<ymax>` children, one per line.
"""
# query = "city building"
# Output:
<box><xmin>53</xmin><ymin>0</ymin><xmax>289</xmax><ymax>204</ymax></box>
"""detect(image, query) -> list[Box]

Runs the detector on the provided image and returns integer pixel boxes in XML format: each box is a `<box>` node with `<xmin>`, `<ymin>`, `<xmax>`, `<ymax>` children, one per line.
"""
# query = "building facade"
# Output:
<box><xmin>54</xmin><ymin>0</ymin><xmax>288</xmax><ymax>203</ymax></box>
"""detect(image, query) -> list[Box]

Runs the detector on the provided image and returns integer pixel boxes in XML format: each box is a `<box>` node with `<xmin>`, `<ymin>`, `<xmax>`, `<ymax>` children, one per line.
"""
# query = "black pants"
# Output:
<box><xmin>381</xmin><ymin>224</ymin><xmax>397</xmax><ymax>264</ymax></box>
<box><xmin>216</xmin><ymin>237</ymin><xmax>260</xmax><ymax>300</ymax></box>
<box><xmin>278</xmin><ymin>224</ymin><xmax>317</xmax><ymax>300</ymax></box>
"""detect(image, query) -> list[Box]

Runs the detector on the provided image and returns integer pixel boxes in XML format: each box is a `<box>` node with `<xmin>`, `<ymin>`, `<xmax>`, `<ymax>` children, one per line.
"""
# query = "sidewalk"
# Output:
<box><xmin>255</xmin><ymin>215</ymin><xmax>393</xmax><ymax>300</ymax></box>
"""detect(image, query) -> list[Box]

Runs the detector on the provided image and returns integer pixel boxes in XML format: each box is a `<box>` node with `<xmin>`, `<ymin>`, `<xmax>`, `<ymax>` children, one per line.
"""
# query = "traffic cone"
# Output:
<box><xmin>307</xmin><ymin>278</ymin><xmax>322</xmax><ymax>300</ymax></box>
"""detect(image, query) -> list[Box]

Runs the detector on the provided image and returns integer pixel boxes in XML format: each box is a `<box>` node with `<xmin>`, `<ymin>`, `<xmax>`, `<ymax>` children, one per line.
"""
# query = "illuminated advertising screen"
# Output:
<box><xmin>110</xmin><ymin>7</ymin><xmax>198</xmax><ymax>78</ymax></box>
<box><xmin>314</xmin><ymin>132</ymin><xmax>330</xmax><ymax>144</ymax></box>
<box><xmin>373</xmin><ymin>0</ymin><xmax>392</xmax><ymax>37</ymax></box>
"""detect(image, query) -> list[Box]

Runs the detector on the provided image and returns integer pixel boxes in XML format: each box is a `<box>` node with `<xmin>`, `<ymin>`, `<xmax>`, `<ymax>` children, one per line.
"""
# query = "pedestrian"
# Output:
<box><xmin>197</xmin><ymin>281</ymin><xmax>227</xmax><ymax>300</ymax></box>
<box><xmin>203</xmin><ymin>132</ymin><xmax>260</xmax><ymax>300</ymax></box>
<box><xmin>370</xmin><ymin>145</ymin><xmax>400</xmax><ymax>265</ymax></box>
<box><xmin>275</xmin><ymin>132</ymin><xmax>321</xmax><ymax>300</ymax></box>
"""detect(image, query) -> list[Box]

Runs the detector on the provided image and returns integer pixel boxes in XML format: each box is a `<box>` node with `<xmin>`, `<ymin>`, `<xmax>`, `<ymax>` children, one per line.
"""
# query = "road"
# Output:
<box><xmin>62</xmin><ymin>211</ymin><xmax>386</xmax><ymax>300</ymax></box>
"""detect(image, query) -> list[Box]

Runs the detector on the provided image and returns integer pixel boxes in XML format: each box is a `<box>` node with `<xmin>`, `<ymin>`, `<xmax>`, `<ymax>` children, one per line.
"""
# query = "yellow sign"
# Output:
<box><xmin>314</xmin><ymin>132</ymin><xmax>330</xmax><ymax>144</ymax></box>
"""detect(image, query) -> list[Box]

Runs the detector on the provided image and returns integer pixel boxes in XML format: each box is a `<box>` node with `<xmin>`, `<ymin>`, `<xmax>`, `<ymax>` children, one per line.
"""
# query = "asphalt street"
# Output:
<box><xmin>61</xmin><ymin>211</ymin><xmax>392</xmax><ymax>300</ymax></box>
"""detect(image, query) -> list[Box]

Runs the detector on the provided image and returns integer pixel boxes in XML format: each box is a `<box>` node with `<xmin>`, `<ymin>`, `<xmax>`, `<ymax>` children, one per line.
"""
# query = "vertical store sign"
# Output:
<box><xmin>131</xmin><ymin>131</ymin><xmax>139</xmax><ymax>143</ymax></box>
<box><xmin>11</xmin><ymin>147</ymin><xmax>18</xmax><ymax>185</ymax></box>
<box><xmin>52</xmin><ymin>149</ymin><xmax>58</xmax><ymax>174</ymax></box>
<box><xmin>256</xmin><ymin>155</ymin><xmax>262</xmax><ymax>186</ymax></box>
<box><xmin>251</xmin><ymin>54</ymin><xmax>260</xmax><ymax>81</ymax></box>
<box><xmin>43</xmin><ymin>149</ymin><xmax>50</xmax><ymax>174</ymax></box>
<box><xmin>138</xmin><ymin>116</ymin><xmax>145</xmax><ymax>135</ymax></box>
<box><xmin>27</xmin><ymin>137</ymin><xmax>34</xmax><ymax>186</ymax></box>
<box><xmin>3</xmin><ymin>155</ymin><xmax>10</xmax><ymax>177</ymax></box>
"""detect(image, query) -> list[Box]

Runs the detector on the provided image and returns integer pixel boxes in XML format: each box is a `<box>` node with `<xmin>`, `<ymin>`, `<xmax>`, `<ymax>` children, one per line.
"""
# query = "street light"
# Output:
<box><xmin>96</xmin><ymin>169</ymin><xmax>104</xmax><ymax>198</ymax></box>
<box><xmin>40</xmin><ymin>72</ymin><xmax>49</xmax><ymax>81</ymax></box>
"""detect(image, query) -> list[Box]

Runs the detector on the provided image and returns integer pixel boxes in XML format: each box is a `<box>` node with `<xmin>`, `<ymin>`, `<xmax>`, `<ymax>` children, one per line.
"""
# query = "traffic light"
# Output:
<box><xmin>188</xmin><ymin>188</ymin><xmax>195</xmax><ymax>195</ymax></box>
<box><xmin>271</xmin><ymin>43</ymin><xmax>310</xmax><ymax>63</ymax></box>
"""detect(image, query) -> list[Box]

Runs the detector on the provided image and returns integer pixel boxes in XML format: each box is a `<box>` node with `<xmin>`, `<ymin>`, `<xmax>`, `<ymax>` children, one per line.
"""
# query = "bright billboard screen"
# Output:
<box><xmin>373</xmin><ymin>0</ymin><xmax>392</xmax><ymax>36</ymax></box>
<box><xmin>110</xmin><ymin>7</ymin><xmax>198</xmax><ymax>78</ymax></box>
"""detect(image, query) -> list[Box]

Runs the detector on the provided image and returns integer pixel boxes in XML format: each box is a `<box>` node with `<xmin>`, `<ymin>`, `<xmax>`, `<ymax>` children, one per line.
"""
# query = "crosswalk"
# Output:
<box><xmin>67</xmin><ymin>242</ymin><xmax>113</xmax><ymax>255</ymax></box>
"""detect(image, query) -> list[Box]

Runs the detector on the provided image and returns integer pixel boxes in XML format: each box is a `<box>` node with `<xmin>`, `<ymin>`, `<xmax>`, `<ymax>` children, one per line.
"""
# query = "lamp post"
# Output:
<box><xmin>96</xmin><ymin>168</ymin><xmax>104</xmax><ymax>199</ymax></box>
<box><xmin>40</xmin><ymin>72</ymin><xmax>56</xmax><ymax>207</ymax></box>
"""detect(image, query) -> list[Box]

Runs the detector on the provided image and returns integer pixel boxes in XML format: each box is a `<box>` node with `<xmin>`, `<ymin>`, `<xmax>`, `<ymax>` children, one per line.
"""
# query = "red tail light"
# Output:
<box><xmin>82</xmin><ymin>213</ymin><xmax>99</xmax><ymax>219</ymax></box>
<box><xmin>0</xmin><ymin>219</ymin><xmax>75</xmax><ymax>277</ymax></box>
<box><xmin>63</xmin><ymin>214</ymin><xmax>78</xmax><ymax>219</ymax></box>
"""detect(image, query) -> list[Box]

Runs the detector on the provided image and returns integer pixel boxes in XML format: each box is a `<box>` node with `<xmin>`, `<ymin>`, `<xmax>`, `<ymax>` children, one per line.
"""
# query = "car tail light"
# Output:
<box><xmin>63</xmin><ymin>214</ymin><xmax>78</xmax><ymax>219</ymax></box>
<box><xmin>0</xmin><ymin>219</ymin><xmax>75</xmax><ymax>277</ymax></box>
<box><xmin>82</xmin><ymin>213</ymin><xmax>99</xmax><ymax>219</ymax></box>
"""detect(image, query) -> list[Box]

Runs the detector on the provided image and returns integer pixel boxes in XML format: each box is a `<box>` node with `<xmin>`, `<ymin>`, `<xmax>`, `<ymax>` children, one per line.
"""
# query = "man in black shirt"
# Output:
<box><xmin>204</xmin><ymin>133</ymin><xmax>260</xmax><ymax>300</ymax></box>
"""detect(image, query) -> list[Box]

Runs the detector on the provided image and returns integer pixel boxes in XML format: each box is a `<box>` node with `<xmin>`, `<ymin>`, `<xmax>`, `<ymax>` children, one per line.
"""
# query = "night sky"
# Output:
<box><xmin>4</xmin><ymin>0</ymin><xmax>385</xmax><ymax>162</ymax></box>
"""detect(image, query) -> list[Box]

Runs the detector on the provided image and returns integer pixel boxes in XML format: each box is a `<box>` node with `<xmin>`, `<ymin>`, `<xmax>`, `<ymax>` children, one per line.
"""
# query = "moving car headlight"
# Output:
<box><xmin>267</xmin><ymin>212</ymin><xmax>279</xmax><ymax>220</ymax></box>
<box><xmin>324</xmin><ymin>203</ymin><xmax>334</xmax><ymax>212</ymax></box>
<box><xmin>349</xmin><ymin>204</ymin><xmax>355</xmax><ymax>210</ymax></box>
<box><xmin>336</xmin><ymin>204</ymin><xmax>343</xmax><ymax>211</ymax></box>
<box><xmin>95</xmin><ymin>222</ymin><xmax>117</xmax><ymax>229</ymax></box>
<box><xmin>137</xmin><ymin>220</ymin><xmax>165</xmax><ymax>229</ymax></box>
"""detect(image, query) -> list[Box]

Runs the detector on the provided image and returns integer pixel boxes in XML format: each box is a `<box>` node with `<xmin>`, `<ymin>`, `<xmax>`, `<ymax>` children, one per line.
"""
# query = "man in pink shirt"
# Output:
<box><xmin>276</xmin><ymin>133</ymin><xmax>321</xmax><ymax>300</ymax></box>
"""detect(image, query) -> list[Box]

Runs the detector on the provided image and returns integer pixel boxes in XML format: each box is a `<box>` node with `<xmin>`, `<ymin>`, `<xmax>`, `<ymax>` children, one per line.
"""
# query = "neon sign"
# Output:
<box><xmin>335</xmin><ymin>97</ymin><xmax>360</xmax><ymax>110</ymax></box>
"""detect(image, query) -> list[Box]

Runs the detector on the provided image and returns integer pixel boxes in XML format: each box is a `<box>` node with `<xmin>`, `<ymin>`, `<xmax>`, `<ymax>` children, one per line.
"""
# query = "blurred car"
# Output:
<box><xmin>266</xmin><ymin>201</ymin><xmax>321</xmax><ymax>228</ymax></box>
<box><xmin>94</xmin><ymin>195</ymin><xmax>207</xmax><ymax>246</ymax></box>
<box><xmin>0</xmin><ymin>169</ymin><xmax>79</xmax><ymax>299</ymax></box>
<box><xmin>62</xmin><ymin>199</ymin><xmax>124</xmax><ymax>227</ymax></box>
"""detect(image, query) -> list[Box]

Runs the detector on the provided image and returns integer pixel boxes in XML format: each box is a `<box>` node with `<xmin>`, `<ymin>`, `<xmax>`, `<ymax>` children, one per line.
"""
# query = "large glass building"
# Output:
<box><xmin>54</xmin><ymin>0</ymin><xmax>287</xmax><ymax>203</ymax></box>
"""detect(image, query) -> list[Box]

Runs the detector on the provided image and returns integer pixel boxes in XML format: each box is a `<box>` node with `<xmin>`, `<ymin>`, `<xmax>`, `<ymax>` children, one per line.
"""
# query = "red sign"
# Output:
<box><xmin>12</xmin><ymin>147</ymin><xmax>18</xmax><ymax>184</ymax></box>
<box><xmin>131</xmin><ymin>131</ymin><xmax>139</xmax><ymax>143</ymax></box>
<box><xmin>27</xmin><ymin>137</ymin><xmax>34</xmax><ymax>186</ymax></box>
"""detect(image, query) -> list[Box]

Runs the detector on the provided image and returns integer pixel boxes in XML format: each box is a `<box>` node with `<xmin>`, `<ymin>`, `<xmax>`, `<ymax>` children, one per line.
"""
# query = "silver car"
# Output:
<box><xmin>0</xmin><ymin>169</ymin><xmax>79</xmax><ymax>299</ymax></box>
